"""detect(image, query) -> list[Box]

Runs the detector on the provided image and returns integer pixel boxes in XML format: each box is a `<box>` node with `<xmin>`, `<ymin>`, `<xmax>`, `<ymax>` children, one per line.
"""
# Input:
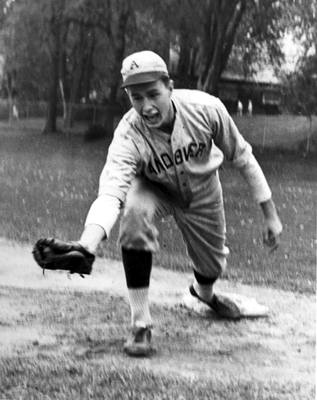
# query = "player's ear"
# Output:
<box><xmin>168</xmin><ymin>79</ymin><xmax>174</xmax><ymax>94</ymax></box>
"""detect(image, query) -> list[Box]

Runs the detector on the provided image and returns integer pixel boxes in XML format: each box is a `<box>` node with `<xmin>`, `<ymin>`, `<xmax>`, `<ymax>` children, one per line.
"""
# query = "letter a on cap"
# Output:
<box><xmin>130</xmin><ymin>60</ymin><xmax>139</xmax><ymax>70</ymax></box>
<box><xmin>121</xmin><ymin>51</ymin><xmax>168</xmax><ymax>88</ymax></box>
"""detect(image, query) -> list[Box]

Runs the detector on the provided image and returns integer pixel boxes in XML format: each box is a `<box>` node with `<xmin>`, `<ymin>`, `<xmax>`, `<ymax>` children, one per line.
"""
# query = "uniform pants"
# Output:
<box><xmin>119</xmin><ymin>175</ymin><xmax>228</xmax><ymax>279</ymax></box>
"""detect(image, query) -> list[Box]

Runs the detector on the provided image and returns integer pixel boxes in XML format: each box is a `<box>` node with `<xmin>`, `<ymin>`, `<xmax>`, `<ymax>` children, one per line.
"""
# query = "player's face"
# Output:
<box><xmin>127</xmin><ymin>79</ymin><xmax>175</xmax><ymax>132</ymax></box>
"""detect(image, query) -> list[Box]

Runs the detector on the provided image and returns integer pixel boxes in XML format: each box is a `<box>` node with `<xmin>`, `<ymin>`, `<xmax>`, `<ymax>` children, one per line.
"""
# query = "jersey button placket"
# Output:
<box><xmin>172</xmin><ymin>119</ymin><xmax>192</xmax><ymax>202</ymax></box>
<box><xmin>171</xmin><ymin>133</ymin><xmax>184</xmax><ymax>198</ymax></box>
<box><xmin>181</xmin><ymin>172</ymin><xmax>191</xmax><ymax>197</ymax></box>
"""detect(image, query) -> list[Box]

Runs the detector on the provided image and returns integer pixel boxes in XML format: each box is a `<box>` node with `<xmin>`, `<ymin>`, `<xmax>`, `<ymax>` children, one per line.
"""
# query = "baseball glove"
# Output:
<box><xmin>32</xmin><ymin>238</ymin><xmax>95</xmax><ymax>278</ymax></box>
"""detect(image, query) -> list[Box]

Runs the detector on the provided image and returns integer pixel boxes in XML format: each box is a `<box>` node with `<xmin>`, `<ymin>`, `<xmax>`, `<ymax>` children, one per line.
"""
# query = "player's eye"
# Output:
<box><xmin>131</xmin><ymin>95</ymin><xmax>142</xmax><ymax>102</ymax></box>
<box><xmin>148</xmin><ymin>92</ymin><xmax>160</xmax><ymax>100</ymax></box>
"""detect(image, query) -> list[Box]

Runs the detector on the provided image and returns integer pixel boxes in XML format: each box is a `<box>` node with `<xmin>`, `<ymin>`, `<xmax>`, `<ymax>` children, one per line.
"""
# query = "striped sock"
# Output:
<box><xmin>128</xmin><ymin>287</ymin><xmax>152</xmax><ymax>328</ymax></box>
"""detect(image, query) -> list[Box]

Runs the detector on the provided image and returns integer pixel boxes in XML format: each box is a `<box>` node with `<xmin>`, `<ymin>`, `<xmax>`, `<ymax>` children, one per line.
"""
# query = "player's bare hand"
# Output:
<box><xmin>262</xmin><ymin>216</ymin><xmax>283</xmax><ymax>254</ymax></box>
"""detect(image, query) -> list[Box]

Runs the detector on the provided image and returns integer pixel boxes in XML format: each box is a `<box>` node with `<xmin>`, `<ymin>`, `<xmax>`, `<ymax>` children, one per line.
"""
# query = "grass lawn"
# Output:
<box><xmin>233</xmin><ymin>114</ymin><xmax>317</xmax><ymax>153</ymax></box>
<box><xmin>0</xmin><ymin>116</ymin><xmax>315</xmax><ymax>400</ymax></box>
<box><xmin>0</xmin><ymin>117</ymin><xmax>315</xmax><ymax>294</ymax></box>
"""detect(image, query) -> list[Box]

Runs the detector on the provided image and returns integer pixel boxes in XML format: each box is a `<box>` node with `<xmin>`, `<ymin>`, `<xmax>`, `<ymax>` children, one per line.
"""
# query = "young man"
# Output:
<box><xmin>78</xmin><ymin>50</ymin><xmax>283</xmax><ymax>357</ymax></box>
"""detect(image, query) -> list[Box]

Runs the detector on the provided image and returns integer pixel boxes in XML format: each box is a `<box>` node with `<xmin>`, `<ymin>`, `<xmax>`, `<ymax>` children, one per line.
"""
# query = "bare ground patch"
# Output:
<box><xmin>0</xmin><ymin>238</ymin><xmax>315</xmax><ymax>398</ymax></box>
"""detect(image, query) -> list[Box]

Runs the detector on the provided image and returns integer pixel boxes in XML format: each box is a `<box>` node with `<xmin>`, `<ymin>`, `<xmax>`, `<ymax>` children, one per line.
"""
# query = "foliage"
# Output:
<box><xmin>144</xmin><ymin>0</ymin><xmax>299</xmax><ymax>94</ymax></box>
<box><xmin>0</xmin><ymin>0</ymin><xmax>316</xmax><ymax>132</ymax></box>
<box><xmin>290</xmin><ymin>0</ymin><xmax>317</xmax><ymax>54</ymax></box>
<box><xmin>282</xmin><ymin>49</ymin><xmax>317</xmax><ymax>155</ymax></box>
<box><xmin>227</xmin><ymin>0</ymin><xmax>286</xmax><ymax>78</ymax></box>
<box><xmin>1</xmin><ymin>0</ymin><xmax>51</xmax><ymax>100</ymax></box>
<box><xmin>284</xmin><ymin>55</ymin><xmax>317</xmax><ymax>117</ymax></box>
<box><xmin>83</xmin><ymin>122</ymin><xmax>109</xmax><ymax>141</ymax></box>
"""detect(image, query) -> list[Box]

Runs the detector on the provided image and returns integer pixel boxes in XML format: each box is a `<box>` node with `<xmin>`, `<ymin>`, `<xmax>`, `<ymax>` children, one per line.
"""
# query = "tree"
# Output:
<box><xmin>284</xmin><ymin>54</ymin><xmax>317</xmax><ymax>156</ymax></box>
<box><xmin>0</xmin><ymin>0</ymin><xmax>133</xmax><ymax>133</ymax></box>
<box><xmin>130</xmin><ymin>0</ymin><xmax>295</xmax><ymax>95</ymax></box>
<box><xmin>1</xmin><ymin>0</ymin><xmax>51</xmax><ymax>101</ymax></box>
<box><xmin>3</xmin><ymin>69</ymin><xmax>18</xmax><ymax>123</ymax></box>
<box><xmin>278</xmin><ymin>0</ymin><xmax>317</xmax><ymax>155</ymax></box>
<box><xmin>43</xmin><ymin>0</ymin><xmax>67</xmax><ymax>133</ymax></box>
<box><xmin>290</xmin><ymin>0</ymin><xmax>317</xmax><ymax>55</ymax></box>
<box><xmin>1</xmin><ymin>0</ymin><xmax>314</xmax><ymax>135</ymax></box>
<box><xmin>180</xmin><ymin>0</ymin><xmax>299</xmax><ymax>94</ymax></box>
<box><xmin>195</xmin><ymin>0</ymin><xmax>247</xmax><ymax>94</ymax></box>
<box><xmin>46</xmin><ymin>0</ymin><xmax>132</xmax><ymax>133</ymax></box>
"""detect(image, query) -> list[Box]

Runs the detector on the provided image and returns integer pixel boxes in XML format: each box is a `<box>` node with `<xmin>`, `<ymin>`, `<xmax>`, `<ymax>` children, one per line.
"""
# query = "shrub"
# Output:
<box><xmin>83</xmin><ymin>123</ymin><xmax>107</xmax><ymax>142</ymax></box>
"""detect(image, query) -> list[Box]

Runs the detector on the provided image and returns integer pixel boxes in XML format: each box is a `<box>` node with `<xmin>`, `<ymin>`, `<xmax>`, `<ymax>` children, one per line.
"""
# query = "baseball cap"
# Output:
<box><xmin>121</xmin><ymin>51</ymin><xmax>169</xmax><ymax>88</ymax></box>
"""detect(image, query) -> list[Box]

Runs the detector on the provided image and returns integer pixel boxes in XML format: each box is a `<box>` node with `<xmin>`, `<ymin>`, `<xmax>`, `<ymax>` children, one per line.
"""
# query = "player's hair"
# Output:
<box><xmin>160</xmin><ymin>73</ymin><xmax>171</xmax><ymax>87</ymax></box>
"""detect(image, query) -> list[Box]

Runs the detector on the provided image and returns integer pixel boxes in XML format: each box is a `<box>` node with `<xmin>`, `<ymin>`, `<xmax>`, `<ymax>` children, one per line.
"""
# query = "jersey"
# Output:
<box><xmin>85</xmin><ymin>90</ymin><xmax>271</xmax><ymax>237</ymax></box>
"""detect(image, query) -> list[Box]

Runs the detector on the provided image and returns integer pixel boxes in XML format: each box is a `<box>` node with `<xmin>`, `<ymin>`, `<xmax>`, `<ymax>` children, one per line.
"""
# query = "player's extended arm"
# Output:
<box><xmin>78</xmin><ymin>194</ymin><xmax>122</xmax><ymax>254</ymax></box>
<box><xmin>211</xmin><ymin>100</ymin><xmax>283</xmax><ymax>251</ymax></box>
<box><xmin>78</xmin><ymin>224</ymin><xmax>107</xmax><ymax>254</ymax></box>
<box><xmin>237</xmin><ymin>155</ymin><xmax>283</xmax><ymax>253</ymax></box>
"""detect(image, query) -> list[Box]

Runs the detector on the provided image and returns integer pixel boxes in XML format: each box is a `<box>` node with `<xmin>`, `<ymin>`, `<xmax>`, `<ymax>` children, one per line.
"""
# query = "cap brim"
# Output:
<box><xmin>121</xmin><ymin>71</ymin><xmax>166</xmax><ymax>88</ymax></box>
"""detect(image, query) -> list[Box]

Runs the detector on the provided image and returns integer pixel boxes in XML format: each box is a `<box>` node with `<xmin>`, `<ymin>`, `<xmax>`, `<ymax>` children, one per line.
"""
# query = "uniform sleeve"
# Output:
<box><xmin>238</xmin><ymin>154</ymin><xmax>272</xmax><ymax>203</ymax></box>
<box><xmin>210</xmin><ymin>98</ymin><xmax>252</xmax><ymax>167</ymax></box>
<box><xmin>84</xmin><ymin>119</ymin><xmax>141</xmax><ymax>236</ymax></box>
<box><xmin>98</xmin><ymin>119</ymin><xmax>141</xmax><ymax>203</ymax></box>
<box><xmin>210</xmin><ymin>99</ymin><xmax>271</xmax><ymax>203</ymax></box>
<box><xmin>84</xmin><ymin>194</ymin><xmax>121</xmax><ymax>238</ymax></box>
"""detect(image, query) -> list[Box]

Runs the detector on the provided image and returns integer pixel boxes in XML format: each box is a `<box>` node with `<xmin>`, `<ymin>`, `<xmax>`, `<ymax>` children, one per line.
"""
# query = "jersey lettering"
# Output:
<box><xmin>195</xmin><ymin>143</ymin><xmax>206</xmax><ymax>157</ymax></box>
<box><xmin>148</xmin><ymin>161</ymin><xmax>157</xmax><ymax>175</ymax></box>
<box><xmin>154</xmin><ymin>158</ymin><xmax>165</xmax><ymax>174</ymax></box>
<box><xmin>183</xmin><ymin>143</ymin><xmax>197</xmax><ymax>161</ymax></box>
<box><xmin>161</xmin><ymin>153</ymin><xmax>173</xmax><ymax>169</ymax></box>
<box><xmin>148</xmin><ymin>141</ymin><xmax>207</xmax><ymax>175</ymax></box>
<box><xmin>174</xmin><ymin>149</ymin><xmax>183</xmax><ymax>165</ymax></box>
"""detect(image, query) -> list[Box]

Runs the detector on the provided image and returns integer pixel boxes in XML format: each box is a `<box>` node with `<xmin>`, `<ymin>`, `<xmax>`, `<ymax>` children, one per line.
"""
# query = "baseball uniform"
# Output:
<box><xmin>85</xmin><ymin>89</ymin><xmax>272</xmax><ymax>279</ymax></box>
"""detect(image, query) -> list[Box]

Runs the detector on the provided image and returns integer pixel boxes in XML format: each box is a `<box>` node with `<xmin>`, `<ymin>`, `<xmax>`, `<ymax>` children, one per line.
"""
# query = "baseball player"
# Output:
<box><xmin>76</xmin><ymin>51</ymin><xmax>282</xmax><ymax>357</ymax></box>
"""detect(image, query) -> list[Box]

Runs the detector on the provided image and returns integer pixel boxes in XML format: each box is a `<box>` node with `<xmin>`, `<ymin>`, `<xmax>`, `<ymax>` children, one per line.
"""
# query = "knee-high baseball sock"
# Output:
<box><xmin>127</xmin><ymin>287</ymin><xmax>152</xmax><ymax>329</ymax></box>
<box><xmin>122</xmin><ymin>248</ymin><xmax>152</xmax><ymax>329</ymax></box>
<box><xmin>193</xmin><ymin>269</ymin><xmax>218</xmax><ymax>303</ymax></box>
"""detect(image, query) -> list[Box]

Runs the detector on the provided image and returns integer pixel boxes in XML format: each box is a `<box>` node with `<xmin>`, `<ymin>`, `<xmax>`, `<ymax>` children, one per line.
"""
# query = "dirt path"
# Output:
<box><xmin>0</xmin><ymin>238</ymin><xmax>315</xmax><ymax>390</ymax></box>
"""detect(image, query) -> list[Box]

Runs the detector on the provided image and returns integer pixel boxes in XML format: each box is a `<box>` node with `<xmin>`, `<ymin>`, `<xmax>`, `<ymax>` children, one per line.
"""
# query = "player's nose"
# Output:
<box><xmin>142</xmin><ymin>98</ymin><xmax>154</xmax><ymax>112</ymax></box>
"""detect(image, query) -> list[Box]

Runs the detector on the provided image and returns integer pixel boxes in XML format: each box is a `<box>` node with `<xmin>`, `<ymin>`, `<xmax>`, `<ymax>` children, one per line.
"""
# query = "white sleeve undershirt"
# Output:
<box><xmin>84</xmin><ymin>194</ymin><xmax>121</xmax><ymax>239</ymax></box>
<box><xmin>237</xmin><ymin>153</ymin><xmax>272</xmax><ymax>203</ymax></box>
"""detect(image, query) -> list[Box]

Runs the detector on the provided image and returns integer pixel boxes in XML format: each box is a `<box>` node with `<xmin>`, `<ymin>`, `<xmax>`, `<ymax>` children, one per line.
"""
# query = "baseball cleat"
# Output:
<box><xmin>188</xmin><ymin>285</ymin><xmax>242</xmax><ymax>319</ymax></box>
<box><xmin>123</xmin><ymin>326</ymin><xmax>153</xmax><ymax>357</ymax></box>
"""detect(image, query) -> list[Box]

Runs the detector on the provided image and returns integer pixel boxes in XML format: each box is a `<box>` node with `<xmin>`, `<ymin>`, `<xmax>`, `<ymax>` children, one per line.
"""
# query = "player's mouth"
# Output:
<box><xmin>143</xmin><ymin>113</ymin><xmax>160</xmax><ymax>125</ymax></box>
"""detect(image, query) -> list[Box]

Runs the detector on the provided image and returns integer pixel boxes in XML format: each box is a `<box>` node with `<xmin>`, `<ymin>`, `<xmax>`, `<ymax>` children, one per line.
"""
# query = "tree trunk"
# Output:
<box><xmin>177</xmin><ymin>22</ymin><xmax>193</xmax><ymax>88</ymax></box>
<box><xmin>104</xmin><ymin>1</ymin><xmax>131</xmax><ymax>135</ymax></box>
<box><xmin>5</xmin><ymin>70</ymin><xmax>17</xmax><ymax>125</ymax></box>
<box><xmin>83</xmin><ymin>29</ymin><xmax>95</xmax><ymax>102</ymax></box>
<box><xmin>59</xmin><ymin>20</ymin><xmax>70</xmax><ymax>122</ymax></box>
<box><xmin>43</xmin><ymin>1</ymin><xmax>64</xmax><ymax>134</ymax></box>
<box><xmin>65</xmin><ymin>22</ymin><xmax>96</xmax><ymax>129</ymax></box>
<box><xmin>305</xmin><ymin>116</ymin><xmax>313</xmax><ymax>156</ymax></box>
<box><xmin>197</xmin><ymin>0</ymin><xmax>246</xmax><ymax>95</ymax></box>
<box><xmin>43</xmin><ymin>30</ymin><xmax>60</xmax><ymax>133</ymax></box>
